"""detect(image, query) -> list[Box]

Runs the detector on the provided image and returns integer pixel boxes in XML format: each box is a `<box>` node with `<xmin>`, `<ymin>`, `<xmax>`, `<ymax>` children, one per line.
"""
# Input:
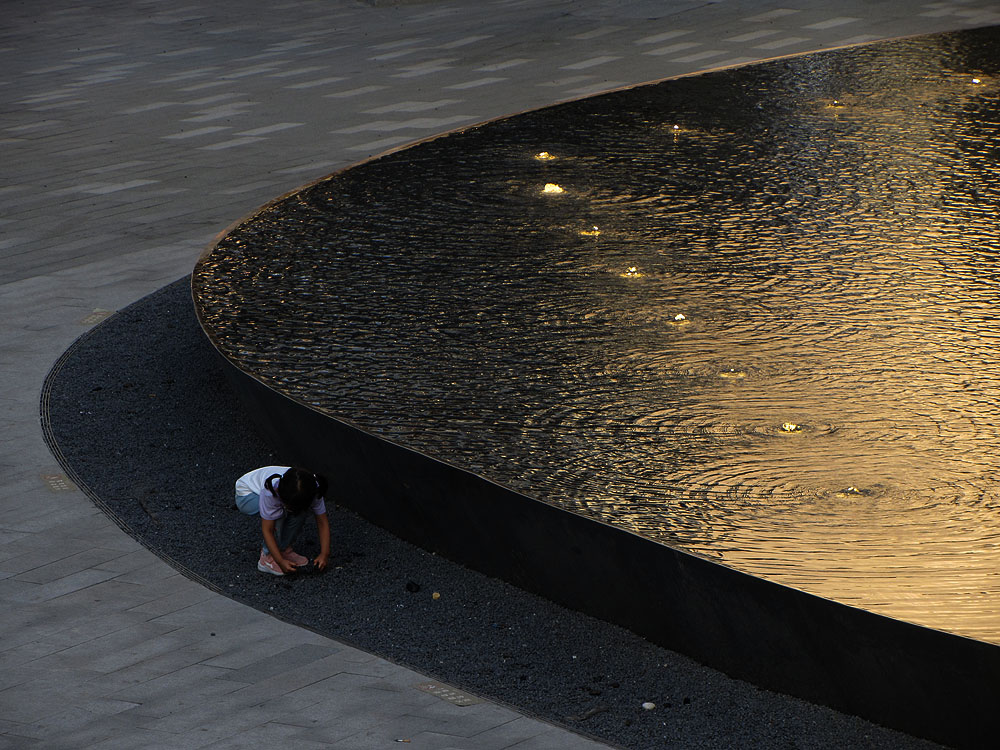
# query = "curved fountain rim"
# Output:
<box><xmin>192</xmin><ymin>283</ymin><xmax>1000</xmax><ymax>647</ymax></box>
<box><xmin>190</xmin><ymin>27</ymin><xmax>999</xmax><ymax>647</ymax></box>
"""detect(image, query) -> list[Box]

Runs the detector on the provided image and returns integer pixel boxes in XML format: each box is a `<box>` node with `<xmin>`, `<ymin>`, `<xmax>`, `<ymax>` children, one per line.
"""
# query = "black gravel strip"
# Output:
<box><xmin>42</xmin><ymin>277</ymin><xmax>945</xmax><ymax>750</ymax></box>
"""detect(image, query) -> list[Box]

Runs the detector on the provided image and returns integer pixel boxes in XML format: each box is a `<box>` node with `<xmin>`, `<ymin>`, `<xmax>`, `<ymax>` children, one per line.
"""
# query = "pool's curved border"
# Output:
<box><xmin>191</xmin><ymin>54</ymin><xmax>1000</xmax><ymax>745</ymax></box>
<box><xmin>193</xmin><ymin>320</ymin><xmax>997</xmax><ymax>749</ymax></box>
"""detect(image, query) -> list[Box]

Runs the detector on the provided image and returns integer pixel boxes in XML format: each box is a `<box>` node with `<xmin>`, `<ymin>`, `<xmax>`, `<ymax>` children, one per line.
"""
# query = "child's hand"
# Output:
<box><xmin>278</xmin><ymin>558</ymin><xmax>298</xmax><ymax>575</ymax></box>
<box><xmin>313</xmin><ymin>553</ymin><xmax>328</xmax><ymax>572</ymax></box>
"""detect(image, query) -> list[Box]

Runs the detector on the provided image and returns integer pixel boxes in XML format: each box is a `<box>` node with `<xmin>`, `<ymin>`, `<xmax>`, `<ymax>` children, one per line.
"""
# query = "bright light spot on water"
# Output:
<box><xmin>543</xmin><ymin>183</ymin><xmax>564</xmax><ymax>194</ymax></box>
<box><xmin>620</xmin><ymin>266</ymin><xmax>643</xmax><ymax>278</ymax></box>
<box><xmin>719</xmin><ymin>369</ymin><xmax>746</xmax><ymax>379</ymax></box>
<box><xmin>674</xmin><ymin>313</ymin><xmax>686</xmax><ymax>321</ymax></box>
<box><xmin>535</xmin><ymin>151</ymin><xmax>557</xmax><ymax>160</ymax></box>
<box><xmin>781</xmin><ymin>422</ymin><xmax>801</xmax><ymax>432</ymax></box>
<box><xmin>580</xmin><ymin>226</ymin><xmax>601</xmax><ymax>236</ymax></box>
<box><xmin>836</xmin><ymin>486</ymin><xmax>865</xmax><ymax>498</ymax></box>
<box><xmin>972</xmin><ymin>78</ymin><xmax>982</xmax><ymax>84</ymax></box>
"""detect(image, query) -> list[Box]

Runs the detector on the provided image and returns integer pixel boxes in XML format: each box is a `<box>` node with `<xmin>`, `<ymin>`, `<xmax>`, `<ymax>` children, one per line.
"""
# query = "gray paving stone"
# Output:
<box><xmin>93</xmin><ymin>548</ymin><xmax>166</xmax><ymax>573</ymax></box>
<box><xmin>13</xmin><ymin>547</ymin><xmax>129</xmax><ymax>584</ymax></box>
<box><xmin>28</xmin><ymin>621</ymin><xmax>189</xmax><ymax>674</ymax></box>
<box><xmin>26</xmin><ymin>609</ymin><xmax>152</xmax><ymax>650</ymax></box>
<box><xmin>0</xmin><ymin>532</ymin><xmax>92</xmax><ymax>566</ymax></box>
<box><xmin>214</xmin><ymin>642</ymin><xmax>341</xmax><ymax>683</ymax></box>
<box><xmin>280</xmin><ymin>706</ymin><xmax>425</xmax><ymax>745</ymax></box>
<box><xmin>280</xmin><ymin>671</ymin><xmax>418</xmax><ymax>715</ymax></box>
<box><xmin>380</xmin><ymin>728</ymin><xmax>540</xmax><ymax>750</ymax></box>
<box><xmin>0</xmin><ymin>683</ymin><xmax>96</xmax><ymax>725</ymax></box>
<box><xmin>145</xmin><ymin>593</ymin><xmax>260</xmax><ymax>628</ymax></box>
<box><xmin>7</xmin><ymin>705</ymin><xmax>116</xmax><ymax>742</ymax></box>
<box><xmin>124</xmin><ymin>580</ymin><xmax>217</xmax><ymax>617</ymax></box>
<box><xmin>75</xmin><ymin>727</ymin><xmax>184</xmax><ymax>750</ymax></box>
<box><xmin>111</xmin><ymin>664</ymin><xmax>250</xmax><ymax>715</ymax></box>
<box><xmin>0</xmin><ymin>666</ymin><xmax>38</xmax><ymax>693</ymax></box>
<box><xmin>140</xmin><ymin>705</ymin><xmax>276</xmax><ymax>743</ymax></box>
<box><xmin>325</xmin><ymin>723</ymin><xmax>463</xmax><ymax>749</ymax></box>
<box><xmin>3</xmin><ymin>502</ymin><xmax>102</xmax><ymax>537</ymax></box>
<box><xmin>510</xmin><ymin>729</ymin><xmax>612</xmax><ymax>750</ymax></box>
<box><xmin>77</xmin><ymin>645</ymin><xmax>213</xmax><ymax>694</ymax></box>
<box><xmin>107</xmin><ymin>562</ymin><xmax>185</xmax><ymax>586</ymax></box>
<box><xmin>416</xmin><ymin>701</ymin><xmax>545</xmax><ymax>740</ymax></box>
<box><xmin>39</xmin><ymin>576</ymin><xmax>166</xmax><ymax>612</ymax></box>
<box><xmin>0</xmin><ymin>639</ymin><xmax>77</xmax><ymax>672</ymax></box>
<box><xmin>204</xmin><ymin>628</ymin><xmax>351</xmax><ymax>672</ymax></box>
<box><xmin>0</xmin><ymin>723</ymin><xmax>46</xmax><ymax>748</ymax></box>
<box><xmin>197</xmin><ymin>722</ymin><xmax>333</xmax><ymax>750</ymax></box>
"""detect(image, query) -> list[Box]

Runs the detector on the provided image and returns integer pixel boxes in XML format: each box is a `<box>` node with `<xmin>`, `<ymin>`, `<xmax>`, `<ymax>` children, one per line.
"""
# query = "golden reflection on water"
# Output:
<box><xmin>195</xmin><ymin>30</ymin><xmax>1000</xmax><ymax>643</ymax></box>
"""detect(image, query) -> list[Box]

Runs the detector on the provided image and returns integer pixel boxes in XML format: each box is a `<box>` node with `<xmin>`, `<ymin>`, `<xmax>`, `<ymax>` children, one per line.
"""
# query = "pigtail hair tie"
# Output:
<box><xmin>313</xmin><ymin>473</ymin><xmax>329</xmax><ymax>500</ymax></box>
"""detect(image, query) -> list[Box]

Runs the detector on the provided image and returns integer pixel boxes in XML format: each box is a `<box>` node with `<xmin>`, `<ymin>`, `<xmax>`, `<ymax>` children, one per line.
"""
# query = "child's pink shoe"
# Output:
<box><xmin>282</xmin><ymin>548</ymin><xmax>308</xmax><ymax>566</ymax></box>
<box><xmin>257</xmin><ymin>552</ymin><xmax>284</xmax><ymax>576</ymax></box>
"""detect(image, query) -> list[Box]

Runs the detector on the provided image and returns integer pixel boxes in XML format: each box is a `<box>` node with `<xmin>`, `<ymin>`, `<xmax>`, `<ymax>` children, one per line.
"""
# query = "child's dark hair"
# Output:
<box><xmin>264</xmin><ymin>467</ymin><xmax>328</xmax><ymax>514</ymax></box>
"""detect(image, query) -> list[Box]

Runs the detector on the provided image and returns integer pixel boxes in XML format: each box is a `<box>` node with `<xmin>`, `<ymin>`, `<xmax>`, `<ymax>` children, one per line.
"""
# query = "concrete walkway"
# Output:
<box><xmin>2</xmin><ymin>1</ymin><xmax>997</xmax><ymax>748</ymax></box>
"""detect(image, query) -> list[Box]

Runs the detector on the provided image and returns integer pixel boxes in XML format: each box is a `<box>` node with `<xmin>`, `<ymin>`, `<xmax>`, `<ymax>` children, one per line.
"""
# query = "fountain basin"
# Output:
<box><xmin>193</xmin><ymin>27</ymin><xmax>1000</xmax><ymax>747</ymax></box>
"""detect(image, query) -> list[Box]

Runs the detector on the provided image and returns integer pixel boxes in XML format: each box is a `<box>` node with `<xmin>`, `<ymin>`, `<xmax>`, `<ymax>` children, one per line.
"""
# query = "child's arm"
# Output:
<box><xmin>314</xmin><ymin>512</ymin><xmax>330</xmax><ymax>571</ymax></box>
<box><xmin>261</xmin><ymin>518</ymin><xmax>297</xmax><ymax>574</ymax></box>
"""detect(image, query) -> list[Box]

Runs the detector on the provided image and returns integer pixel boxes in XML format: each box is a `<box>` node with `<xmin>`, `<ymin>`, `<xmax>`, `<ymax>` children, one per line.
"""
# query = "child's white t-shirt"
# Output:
<box><xmin>235</xmin><ymin>466</ymin><xmax>289</xmax><ymax>497</ymax></box>
<box><xmin>235</xmin><ymin>466</ymin><xmax>327</xmax><ymax>520</ymax></box>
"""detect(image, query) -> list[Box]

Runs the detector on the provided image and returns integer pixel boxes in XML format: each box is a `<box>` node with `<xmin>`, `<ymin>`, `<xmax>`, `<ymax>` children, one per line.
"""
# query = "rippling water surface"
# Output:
<box><xmin>195</xmin><ymin>28</ymin><xmax>1000</xmax><ymax>642</ymax></box>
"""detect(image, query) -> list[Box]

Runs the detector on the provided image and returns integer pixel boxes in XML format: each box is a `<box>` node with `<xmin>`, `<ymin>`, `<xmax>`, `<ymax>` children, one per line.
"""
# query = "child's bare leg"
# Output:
<box><xmin>267</xmin><ymin>512</ymin><xmax>308</xmax><ymax>558</ymax></box>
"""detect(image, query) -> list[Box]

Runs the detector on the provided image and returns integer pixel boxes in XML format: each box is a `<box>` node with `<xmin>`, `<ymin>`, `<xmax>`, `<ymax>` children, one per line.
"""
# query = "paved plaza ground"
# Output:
<box><xmin>3</xmin><ymin>1</ymin><xmax>999</xmax><ymax>748</ymax></box>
